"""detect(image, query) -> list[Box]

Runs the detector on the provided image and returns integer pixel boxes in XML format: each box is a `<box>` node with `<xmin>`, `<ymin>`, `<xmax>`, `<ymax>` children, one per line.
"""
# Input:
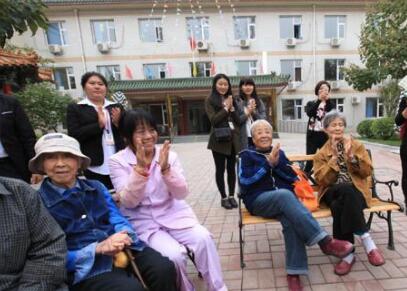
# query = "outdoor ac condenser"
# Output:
<box><xmin>286</xmin><ymin>38</ymin><xmax>297</xmax><ymax>48</ymax></box>
<box><xmin>48</xmin><ymin>44</ymin><xmax>63</xmax><ymax>55</ymax></box>
<box><xmin>196</xmin><ymin>40</ymin><xmax>209</xmax><ymax>51</ymax></box>
<box><xmin>97</xmin><ymin>42</ymin><xmax>111</xmax><ymax>53</ymax></box>
<box><xmin>330</xmin><ymin>38</ymin><xmax>341</xmax><ymax>48</ymax></box>
<box><xmin>240</xmin><ymin>39</ymin><xmax>250</xmax><ymax>48</ymax></box>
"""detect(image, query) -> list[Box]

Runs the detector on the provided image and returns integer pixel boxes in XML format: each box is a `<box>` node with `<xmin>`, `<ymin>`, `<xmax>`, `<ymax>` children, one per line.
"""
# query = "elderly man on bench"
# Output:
<box><xmin>239</xmin><ymin>119</ymin><xmax>353</xmax><ymax>291</ymax></box>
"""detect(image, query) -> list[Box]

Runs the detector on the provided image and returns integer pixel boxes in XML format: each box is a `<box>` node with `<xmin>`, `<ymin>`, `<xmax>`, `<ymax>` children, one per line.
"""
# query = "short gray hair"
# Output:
<box><xmin>322</xmin><ymin>110</ymin><xmax>347</xmax><ymax>129</ymax></box>
<box><xmin>250</xmin><ymin>119</ymin><xmax>273</xmax><ymax>136</ymax></box>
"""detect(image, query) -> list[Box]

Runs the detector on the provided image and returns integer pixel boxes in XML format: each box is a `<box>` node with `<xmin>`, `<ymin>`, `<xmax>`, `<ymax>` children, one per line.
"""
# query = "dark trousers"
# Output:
<box><xmin>304</xmin><ymin>131</ymin><xmax>328</xmax><ymax>174</ymax></box>
<box><xmin>70</xmin><ymin>247</ymin><xmax>177</xmax><ymax>291</ymax></box>
<box><xmin>322</xmin><ymin>183</ymin><xmax>368</xmax><ymax>244</ymax></box>
<box><xmin>84</xmin><ymin>169</ymin><xmax>114</xmax><ymax>190</ymax></box>
<box><xmin>0</xmin><ymin>157</ymin><xmax>28</xmax><ymax>182</ymax></box>
<box><xmin>400</xmin><ymin>143</ymin><xmax>407</xmax><ymax>205</ymax></box>
<box><xmin>211</xmin><ymin>150</ymin><xmax>236</xmax><ymax>198</ymax></box>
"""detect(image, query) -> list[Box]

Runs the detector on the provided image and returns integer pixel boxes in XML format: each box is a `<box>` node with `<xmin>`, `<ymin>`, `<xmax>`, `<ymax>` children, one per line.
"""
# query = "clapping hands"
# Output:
<box><xmin>266</xmin><ymin>142</ymin><xmax>280</xmax><ymax>167</ymax></box>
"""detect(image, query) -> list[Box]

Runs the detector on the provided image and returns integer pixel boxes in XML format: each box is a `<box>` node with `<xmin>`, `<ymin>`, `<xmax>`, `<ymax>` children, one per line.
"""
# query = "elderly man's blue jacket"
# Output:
<box><xmin>238</xmin><ymin>146</ymin><xmax>298</xmax><ymax>212</ymax></box>
<box><xmin>39</xmin><ymin>178</ymin><xmax>145</xmax><ymax>285</ymax></box>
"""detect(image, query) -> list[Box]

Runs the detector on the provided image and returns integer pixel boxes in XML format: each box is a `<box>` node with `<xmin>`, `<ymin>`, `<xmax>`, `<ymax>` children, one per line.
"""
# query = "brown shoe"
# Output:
<box><xmin>334</xmin><ymin>257</ymin><xmax>355</xmax><ymax>276</ymax></box>
<box><xmin>367</xmin><ymin>249</ymin><xmax>385</xmax><ymax>266</ymax></box>
<box><xmin>286</xmin><ymin>275</ymin><xmax>303</xmax><ymax>291</ymax></box>
<box><xmin>320</xmin><ymin>238</ymin><xmax>354</xmax><ymax>258</ymax></box>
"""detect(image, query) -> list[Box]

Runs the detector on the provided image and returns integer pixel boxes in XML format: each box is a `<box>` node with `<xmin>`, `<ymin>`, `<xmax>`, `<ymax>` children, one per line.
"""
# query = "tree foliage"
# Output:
<box><xmin>16</xmin><ymin>82</ymin><xmax>72</xmax><ymax>134</ymax></box>
<box><xmin>0</xmin><ymin>0</ymin><xmax>48</xmax><ymax>48</ymax></box>
<box><xmin>380</xmin><ymin>80</ymin><xmax>401</xmax><ymax>117</ymax></box>
<box><xmin>343</xmin><ymin>0</ymin><xmax>407</xmax><ymax>91</ymax></box>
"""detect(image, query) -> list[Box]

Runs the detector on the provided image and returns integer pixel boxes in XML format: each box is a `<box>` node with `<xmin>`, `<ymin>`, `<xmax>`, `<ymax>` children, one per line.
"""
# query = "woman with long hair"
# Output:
<box><xmin>237</xmin><ymin>77</ymin><xmax>267</xmax><ymax>148</ymax></box>
<box><xmin>205</xmin><ymin>73</ymin><xmax>244</xmax><ymax>209</ymax></box>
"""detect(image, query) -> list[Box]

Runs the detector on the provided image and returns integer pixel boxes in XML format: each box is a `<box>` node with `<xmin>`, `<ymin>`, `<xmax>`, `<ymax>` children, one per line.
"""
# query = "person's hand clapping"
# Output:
<box><xmin>134</xmin><ymin>138</ymin><xmax>149</xmax><ymax>175</ymax></box>
<box><xmin>111</xmin><ymin>107</ymin><xmax>122</xmax><ymax>128</ymax></box>
<box><xmin>267</xmin><ymin>142</ymin><xmax>280</xmax><ymax>167</ymax></box>
<box><xmin>97</xmin><ymin>106</ymin><xmax>106</xmax><ymax>129</ymax></box>
<box><xmin>158</xmin><ymin>140</ymin><xmax>171</xmax><ymax>174</ymax></box>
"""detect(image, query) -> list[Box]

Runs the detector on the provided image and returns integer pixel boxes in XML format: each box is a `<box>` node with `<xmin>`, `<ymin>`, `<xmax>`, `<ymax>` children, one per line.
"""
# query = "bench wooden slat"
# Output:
<box><xmin>241</xmin><ymin>198</ymin><xmax>401</xmax><ymax>225</ymax></box>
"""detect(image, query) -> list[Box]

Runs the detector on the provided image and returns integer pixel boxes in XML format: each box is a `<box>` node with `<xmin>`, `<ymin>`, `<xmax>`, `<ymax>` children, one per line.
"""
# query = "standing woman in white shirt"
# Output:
<box><xmin>67</xmin><ymin>72</ymin><xmax>125</xmax><ymax>189</ymax></box>
<box><xmin>237</xmin><ymin>77</ymin><xmax>267</xmax><ymax>149</ymax></box>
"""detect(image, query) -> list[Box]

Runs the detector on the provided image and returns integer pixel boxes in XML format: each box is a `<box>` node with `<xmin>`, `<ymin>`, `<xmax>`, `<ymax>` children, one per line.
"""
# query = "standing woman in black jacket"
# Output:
<box><xmin>237</xmin><ymin>77</ymin><xmax>267</xmax><ymax>149</ymax></box>
<box><xmin>205</xmin><ymin>74</ymin><xmax>243</xmax><ymax>209</ymax></box>
<box><xmin>304</xmin><ymin>80</ymin><xmax>334</xmax><ymax>174</ymax></box>
<box><xmin>395</xmin><ymin>90</ymin><xmax>407</xmax><ymax>210</ymax></box>
<box><xmin>67</xmin><ymin>72</ymin><xmax>124</xmax><ymax>189</ymax></box>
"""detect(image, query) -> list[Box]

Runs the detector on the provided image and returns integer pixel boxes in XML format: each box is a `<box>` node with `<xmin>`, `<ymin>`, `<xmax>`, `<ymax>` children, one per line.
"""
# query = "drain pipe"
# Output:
<box><xmin>312</xmin><ymin>3</ymin><xmax>316</xmax><ymax>85</ymax></box>
<box><xmin>74</xmin><ymin>8</ymin><xmax>87</xmax><ymax>73</ymax></box>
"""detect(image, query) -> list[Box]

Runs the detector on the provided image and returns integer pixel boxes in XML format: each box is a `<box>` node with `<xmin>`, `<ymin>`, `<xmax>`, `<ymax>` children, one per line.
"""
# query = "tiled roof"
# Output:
<box><xmin>110</xmin><ymin>74</ymin><xmax>289</xmax><ymax>92</ymax></box>
<box><xmin>0</xmin><ymin>49</ymin><xmax>52</xmax><ymax>81</ymax></box>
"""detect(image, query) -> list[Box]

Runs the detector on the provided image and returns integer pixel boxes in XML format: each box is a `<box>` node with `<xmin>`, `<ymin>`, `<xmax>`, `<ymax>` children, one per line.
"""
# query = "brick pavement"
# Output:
<box><xmin>171</xmin><ymin>133</ymin><xmax>407</xmax><ymax>291</ymax></box>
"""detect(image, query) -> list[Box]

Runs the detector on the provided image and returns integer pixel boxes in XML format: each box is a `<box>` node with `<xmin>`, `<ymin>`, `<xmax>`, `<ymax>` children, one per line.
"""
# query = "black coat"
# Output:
<box><xmin>66</xmin><ymin>102</ymin><xmax>125</xmax><ymax>167</ymax></box>
<box><xmin>395</xmin><ymin>96</ymin><xmax>407</xmax><ymax>145</ymax></box>
<box><xmin>0</xmin><ymin>94</ymin><xmax>36</xmax><ymax>182</ymax></box>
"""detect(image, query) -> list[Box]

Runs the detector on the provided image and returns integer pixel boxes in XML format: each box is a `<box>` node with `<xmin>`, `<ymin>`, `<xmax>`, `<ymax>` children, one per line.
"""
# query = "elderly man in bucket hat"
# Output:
<box><xmin>29</xmin><ymin>133</ymin><xmax>177</xmax><ymax>291</ymax></box>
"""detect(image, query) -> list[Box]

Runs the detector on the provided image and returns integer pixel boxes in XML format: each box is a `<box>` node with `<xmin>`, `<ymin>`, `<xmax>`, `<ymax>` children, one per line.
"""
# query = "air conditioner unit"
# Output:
<box><xmin>330</xmin><ymin>80</ymin><xmax>341</xmax><ymax>90</ymax></box>
<box><xmin>330</xmin><ymin>37</ymin><xmax>341</xmax><ymax>48</ymax></box>
<box><xmin>240</xmin><ymin>39</ymin><xmax>250</xmax><ymax>48</ymax></box>
<box><xmin>196</xmin><ymin>40</ymin><xmax>209</xmax><ymax>51</ymax></box>
<box><xmin>351</xmin><ymin>96</ymin><xmax>361</xmax><ymax>105</ymax></box>
<box><xmin>48</xmin><ymin>44</ymin><xmax>63</xmax><ymax>55</ymax></box>
<box><xmin>287</xmin><ymin>81</ymin><xmax>298</xmax><ymax>91</ymax></box>
<box><xmin>97</xmin><ymin>42</ymin><xmax>111</xmax><ymax>53</ymax></box>
<box><xmin>286</xmin><ymin>38</ymin><xmax>297</xmax><ymax>48</ymax></box>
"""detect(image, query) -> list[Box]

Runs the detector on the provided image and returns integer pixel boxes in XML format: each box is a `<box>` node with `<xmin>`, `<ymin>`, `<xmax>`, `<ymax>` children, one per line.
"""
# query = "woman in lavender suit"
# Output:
<box><xmin>109</xmin><ymin>109</ymin><xmax>227</xmax><ymax>291</ymax></box>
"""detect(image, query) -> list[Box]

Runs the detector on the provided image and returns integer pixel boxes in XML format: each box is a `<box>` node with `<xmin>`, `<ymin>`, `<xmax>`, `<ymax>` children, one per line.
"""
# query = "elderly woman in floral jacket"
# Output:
<box><xmin>313</xmin><ymin>110</ymin><xmax>385</xmax><ymax>276</ymax></box>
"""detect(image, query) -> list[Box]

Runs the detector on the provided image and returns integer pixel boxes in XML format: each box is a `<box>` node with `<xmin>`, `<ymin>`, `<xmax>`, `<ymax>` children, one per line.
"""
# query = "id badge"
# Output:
<box><xmin>228</xmin><ymin>121</ymin><xmax>235</xmax><ymax>130</ymax></box>
<box><xmin>105</xmin><ymin>130</ymin><xmax>115</xmax><ymax>145</ymax></box>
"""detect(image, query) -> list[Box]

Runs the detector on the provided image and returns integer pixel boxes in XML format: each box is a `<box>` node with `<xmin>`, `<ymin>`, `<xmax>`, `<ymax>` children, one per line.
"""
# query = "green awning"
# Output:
<box><xmin>110</xmin><ymin>74</ymin><xmax>288</xmax><ymax>92</ymax></box>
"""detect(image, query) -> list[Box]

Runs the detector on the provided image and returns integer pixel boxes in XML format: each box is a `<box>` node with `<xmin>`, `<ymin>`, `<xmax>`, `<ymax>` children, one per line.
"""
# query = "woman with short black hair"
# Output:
<box><xmin>304</xmin><ymin>80</ymin><xmax>334</xmax><ymax>174</ymax></box>
<box><xmin>67</xmin><ymin>71</ymin><xmax>125</xmax><ymax>189</ymax></box>
<box><xmin>237</xmin><ymin>77</ymin><xmax>267</xmax><ymax>149</ymax></box>
<box><xmin>205</xmin><ymin>73</ymin><xmax>244</xmax><ymax>209</ymax></box>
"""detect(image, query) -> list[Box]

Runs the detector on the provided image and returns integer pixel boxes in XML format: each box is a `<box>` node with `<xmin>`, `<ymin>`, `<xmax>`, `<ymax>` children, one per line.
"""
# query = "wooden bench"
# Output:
<box><xmin>238</xmin><ymin>151</ymin><xmax>403</xmax><ymax>269</ymax></box>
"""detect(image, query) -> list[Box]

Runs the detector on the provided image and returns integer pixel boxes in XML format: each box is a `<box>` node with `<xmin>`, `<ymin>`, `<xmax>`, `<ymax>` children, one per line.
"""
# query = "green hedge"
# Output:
<box><xmin>371</xmin><ymin>117</ymin><xmax>395</xmax><ymax>140</ymax></box>
<box><xmin>357</xmin><ymin>119</ymin><xmax>375</xmax><ymax>138</ymax></box>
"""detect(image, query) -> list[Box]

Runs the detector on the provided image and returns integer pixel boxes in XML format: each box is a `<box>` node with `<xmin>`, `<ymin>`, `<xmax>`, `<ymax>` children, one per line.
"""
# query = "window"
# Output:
<box><xmin>282</xmin><ymin>99</ymin><xmax>302</xmax><ymax>120</ymax></box>
<box><xmin>233</xmin><ymin>16</ymin><xmax>255</xmax><ymax>40</ymax></box>
<box><xmin>54</xmin><ymin>67</ymin><xmax>76</xmax><ymax>90</ymax></box>
<box><xmin>366</xmin><ymin>98</ymin><xmax>384</xmax><ymax>118</ymax></box>
<box><xmin>97</xmin><ymin>65</ymin><xmax>121</xmax><ymax>81</ymax></box>
<box><xmin>324</xmin><ymin>59</ymin><xmax>345</xmax><ymax>81</ymax></box>
<box><xmin>236</xmin><ymin>61</ymin><xmax>257</xmax><ymax>76</ymax></box>
<box><xmin>325</xmin><ymin>15</ymin><xmax>346</xmax><ymax>39</ymax></box>
<box><xmin>91</xmin><ymin>20</ymin><xmax>116</xmax><ymax>43</ymax></box>
<box><xmin>46</xmin><ymin>21</ymin><xmax>67</xmax><ymax>45</ymax></box>
<box><xmin>186</xmin><ymin>17</ymin><xmax>209</xmax><ymax>41</ymax></box>
<box><xmin>139</xmin><ymin>18</ymin><xmax>163</xmax><ymax>42</ymax></box>
<box><xmin>330</xmin><ymin>98</ymin><xmax>344</xmax><ymax>112</ymax></box>
<box><xmin>143</xmin><ymin>63</ymin><xmax>166</xmax><ymax>80</ymax></box>
<box><xmin>280</xmin><ymin>60</ymin><xmax>302</xmax><ymax>82</ymax></box>
<box><xmin>190</xmin><ymin>62</ymin><xmax>212</xmax><ymax>77</ymax></box>
<box><xmin>280</xmin><ymin>16</ymin><xmax>302</xmax><ymax>39</ymax></box>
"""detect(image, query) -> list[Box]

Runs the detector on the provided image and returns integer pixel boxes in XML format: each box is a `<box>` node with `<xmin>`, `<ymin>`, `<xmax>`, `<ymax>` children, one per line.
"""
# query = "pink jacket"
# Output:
<box><xmin>109</xmin><ymin>146</ymin><xmax>198</xmax><ymax>242</ymax></box>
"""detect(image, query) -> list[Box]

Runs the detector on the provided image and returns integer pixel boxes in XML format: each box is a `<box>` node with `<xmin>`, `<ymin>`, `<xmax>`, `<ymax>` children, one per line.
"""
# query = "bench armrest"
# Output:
<box><xmin>374</xmin><ymin>179</ymin><xmax>399</xmax><ymax>202</ymax></box>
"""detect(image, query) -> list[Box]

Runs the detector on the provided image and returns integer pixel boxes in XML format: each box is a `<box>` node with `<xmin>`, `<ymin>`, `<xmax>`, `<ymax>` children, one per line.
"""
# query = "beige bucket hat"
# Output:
<box><xmin>29</xmin><ymin>133</ymin><xmax>91</xmax><ymax>174</ymax></box>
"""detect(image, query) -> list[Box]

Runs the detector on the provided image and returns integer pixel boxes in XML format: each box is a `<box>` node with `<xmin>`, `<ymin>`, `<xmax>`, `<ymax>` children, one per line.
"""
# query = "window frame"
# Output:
<box><xmin>236</xmin><ymin>60</ymin><xmax>257</xmax><ymax>76</ymax></box>
<box><xmin>233</xmin><ymin>16</ymin><xmax>256</xmax><ymax>40</ymax></box>
<box><xmin>324</xmin><ymin>15</ymin><xmax>346</xmax><ymax>39</ymax></box>
<box><xmin>280</xmin><ymin>59</ymin><xmax>302</xmax><ymax>82</ymax></box>
<box><xmin>96</xmin><ymin>65</ymin><xmax>121</xmax><ymax>81</ymax></box>
<box><xmin>330</xmin><ymin>98</ymin><xmax>345</xmax><ymax>112</ymax></box>
<box><xmin>365</xmin><ymin>97</ymin><xmax>384</xmax><ymax>118</ymax></box>
<box><xmin>186</xmin><ymin>17</ymin><xmax>210</xmax><ymax>41</ymax></box>
<box><xmin>190</xmin><ymin>62</ymin><xmax>212</xmax><ymax>77</ymax></box>
<box><xmin>279</xmin><ymin>15</ymin><xmax>302</xmax><ymax>39</ymax></box>
<box><xmin>138</xmin><ymin>18</ymin><xmax>164</xmax><ymax>43</ymax></box>
<box><xmin>91</xmin><ymin>19</ymin><xmax>117</xmax><ymax>44</ymax></box>
<box><xmin>46</xmin><ymin>21</ymin><xmax>67</xmax><ymax>45</ymax></box>
<box><xmin>54</xmin><ymin>67</ymin><xmax>76</xmax><ymax>91</ymax></box>
<box><xmin>282</xmin><ymin>99</ymin><xmax>302</xmax><ymax>120</ymax></box>
<box><xmin>143</xmin><ymin>63</ymin><xmax>167</xmax><ymax>80</ymax></box>
<box><xmin>324</xmin><ymin>59</ymin><xmax>345</xmax><ymax>81</ymax></box>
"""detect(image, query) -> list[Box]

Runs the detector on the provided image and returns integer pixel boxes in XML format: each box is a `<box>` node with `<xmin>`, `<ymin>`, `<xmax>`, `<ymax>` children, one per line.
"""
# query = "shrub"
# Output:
<box><xmin>357</xmin><ymin>119</ymin><xmax>374</xmax><ymax>138</ymax></box>
<box><xmin>371</xmin><ymin>117</ymin><xmax>395</xmax><ymax>140</ymax></box>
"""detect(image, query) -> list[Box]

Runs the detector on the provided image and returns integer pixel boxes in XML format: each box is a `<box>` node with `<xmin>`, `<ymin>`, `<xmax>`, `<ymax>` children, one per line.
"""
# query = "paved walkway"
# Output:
<box><xmin>171</xmin><ymin>133</ymin><xmax>407</xmax><ymax>291</ymax></box>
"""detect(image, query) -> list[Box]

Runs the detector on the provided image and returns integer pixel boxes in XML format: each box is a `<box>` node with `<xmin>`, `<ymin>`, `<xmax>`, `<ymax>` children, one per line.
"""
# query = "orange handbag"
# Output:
<box><xmin>291</xmin><ymin>165</ymin><xmax>319</xmax><ymax>212</ymax></box>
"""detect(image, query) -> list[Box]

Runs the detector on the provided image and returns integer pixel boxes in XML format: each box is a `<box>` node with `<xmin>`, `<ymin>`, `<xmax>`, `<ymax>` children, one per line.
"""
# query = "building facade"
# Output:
<box><xmin>10</xmin><ymin>0</ymin><xmax>382</xmax><ymax>134</ymax></box>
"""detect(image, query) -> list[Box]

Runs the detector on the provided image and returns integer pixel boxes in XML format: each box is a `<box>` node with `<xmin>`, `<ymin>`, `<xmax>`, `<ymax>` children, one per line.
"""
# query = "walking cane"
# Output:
<box><xmin>124</xmin><ymin>248</ymin><xmax>149</xmax><ymax>290</ymax></box>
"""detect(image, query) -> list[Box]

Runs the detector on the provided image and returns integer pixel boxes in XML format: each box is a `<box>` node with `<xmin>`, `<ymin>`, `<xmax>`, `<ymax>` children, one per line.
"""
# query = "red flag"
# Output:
<box><xmin>188</xmin><ymin>37</ymin><xmax>196</xmax><ymax>50</ymax></box>
<box><xmin>124</xmin><ymin>65</ymin><xmax>134</xmax><ymax>80</ymax></box>
<box><xmin>210</xmin><ymin>62</ymin><xmax>216</xmax><ymax>76</ymax></box>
